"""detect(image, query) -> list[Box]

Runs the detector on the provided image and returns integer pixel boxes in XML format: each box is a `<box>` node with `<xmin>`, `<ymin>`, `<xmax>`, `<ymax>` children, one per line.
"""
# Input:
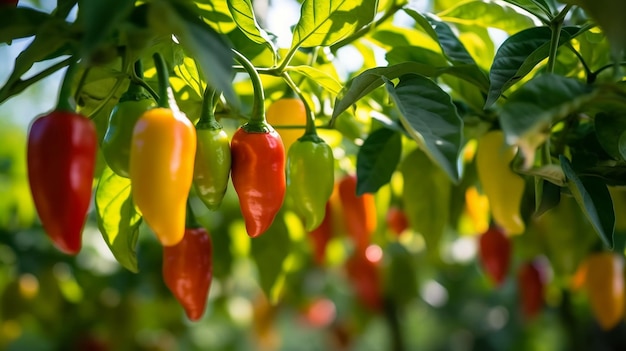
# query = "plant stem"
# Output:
<box><xmin>282</xmin><ymin>72</ymin><xmax>317</xmax><ymax>136</ymax></box>
<box><xmin>232</xmin><ymin>48</ymin><xmax>266</xmax><ymax>124</ymax></box>
<box><xmin>56</xmin><ymin>57</ymin><xmax>79</xmax><ymax>112</ymax></box>
<box><xmin>546</xmin><ymin>5</ymin><xmax>572</xmax><ymax>74</ymax></box>
<box><xmin>153</xmin><ymin>53</ymin><xmax>171</xmax><ymax>109</ymax></box>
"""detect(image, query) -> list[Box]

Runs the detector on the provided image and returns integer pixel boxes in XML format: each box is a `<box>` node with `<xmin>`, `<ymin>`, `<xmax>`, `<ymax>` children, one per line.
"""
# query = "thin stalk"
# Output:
<box><xmin>232</xmin><ymin>48</ymin><xmax>266</xmax><ymax>124</ymax></box>
<box><xmin>153</xmin><ymin>53</ymin><xmax>171</xmax><ymax>109</ymax></box>
<box><xmin>198</xmin><ymin>86</ymin><xmax>222</xmax><ymax>130</ymax></box>
<box><xmin>86</xmin><ymin>76</ymin><xmax>126</xmax><ymax>119</ymax></box>
<box><xmin>185</xmin><ymin>200</ymin><xmax>201</xmax><ymax>229</ymax></box>
<box><xmin>73</xmin><ymin>66</ymin><xmax>91</xmax><ymax>104</ymax></box>
<box><xmin>56</xmin><ymin>58</ymin><xmax>79</xmax><ymax>112</ymax></box>
<box><xmin>546</xmin><ymin>5</ymin><xmax>572</xmax><ymax>74</ymax></box>
<box><xmin>282</xmin><ymin>72</ymin><xmax>317</xmax><ymax>136</ymax></box>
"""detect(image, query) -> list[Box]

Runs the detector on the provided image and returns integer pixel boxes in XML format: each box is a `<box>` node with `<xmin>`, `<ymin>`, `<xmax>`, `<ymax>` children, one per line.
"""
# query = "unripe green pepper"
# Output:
<box><xmin>287</xmin><ymin>133</ymin><xmax>334</xmax><ymax>231</ymax></box>
<box><xmin>193</xmin><ymin>88</ymin><xmax>231</xmax><ymax>210</ymax></box>
<box><xmin>102</xmin><ymin>82</ymin><xmax>156</xmax><ymax>178</ymax></box>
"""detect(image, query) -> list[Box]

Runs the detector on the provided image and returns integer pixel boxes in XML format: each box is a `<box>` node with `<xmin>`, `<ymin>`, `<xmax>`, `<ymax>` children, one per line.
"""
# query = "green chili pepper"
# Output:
<box><xmin>193</xmin><ymin>87</ymin><xmax>231</xmax><ymax>210</ymax></box>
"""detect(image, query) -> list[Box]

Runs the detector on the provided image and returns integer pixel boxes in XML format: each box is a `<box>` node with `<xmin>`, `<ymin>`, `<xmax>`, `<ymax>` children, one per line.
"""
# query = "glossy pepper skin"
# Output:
<box><xmin>231</xmin><ymin>125</ymin><xmax>286</xmax><ymax>238</ymax></box>
<box><xmin>163</xmin><ymin>227</ymin><xmax>213</xmax><ymax>321</ymax></box>
<box><xmin>338</xmin><ymin>174</ymin><xmax>377</xmax><ymax>251</ymax></box>
<box><xmin>102</xmin><ymin>83</ymin><xmax>156</xmax><ymax>178</ymax></box>
<box><xmin>194</xmin><ymin>120</ymin><xmax>231</xmax><ymax>211</ymax></box>
<box><xmin>27</xmin><ymin>110</ymin><xmax>97</xmax><ymax>254</ymax></box>
<box><xmin>475</xmin><ymin>130</ymin><xmax>526</xmax><ymax>235</ymax></box>
<box><xmin>585</xmin><ymin>252</ymin><xmax>625</xmax><ymax>330</ymax></box>
<box><xmin>517</xmin><ymin>260</ymin><xmax>545</xmax><ymax>320</ymax></box>
<box><xmin>478</xmin><ymin>226</ymin><xmax>511</xmax><ymax>286</ymax></box>
<box><xmin>266</xmin><ymin>94</ymin><xmax>306</xmax><ymax>152</ymax></box>
<box><xmin>130</xmin><ymin>54</ymin><xmax>196</xmax><ymax>246</ymax></box>
<box><xmin>287</xmin><ymin>134</ymin><xmax>334</xmax><ymax>231</ymax></box>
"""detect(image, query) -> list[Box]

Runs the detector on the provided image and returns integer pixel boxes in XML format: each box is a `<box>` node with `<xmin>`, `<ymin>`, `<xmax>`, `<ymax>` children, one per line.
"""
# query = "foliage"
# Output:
<box><xmin>2</xmin><ymin>0</ymin><xmax>626</xmax><ymax>350</ymax></box>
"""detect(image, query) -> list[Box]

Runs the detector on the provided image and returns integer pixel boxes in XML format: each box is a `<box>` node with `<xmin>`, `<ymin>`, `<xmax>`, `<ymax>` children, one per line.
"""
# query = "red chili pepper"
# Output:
<box><xmin>345</xmin><ymin>248</ymin><xmax>383</xmax><ymax>311</ymax></box>
<box><xmin>386</xmin><ymin>206</ymin><xmax>409</xmax><ymax>237</ymax></box>
<box><xmin>338</xmin><ymin>174</ymin><xmax>377</xmax><ymax>251</ymax></box>
<box><xmin>27</xmin><ymin>62</ymin><xmax>97</xmax><ymax>255</ymax></box>
<box><xmin>308</xmin><ymin>202</ymin><xmax>333</xmax><ymax>265</ymax></box>
<box><xmin>478</xmin><ymin>226</ymin><xmax>511</xmax><ymax>286</ymax></box>
<box><xmin>162</xmin><ymin>226</ymin><xmax>213</xmax><ymax>321</ymax></box>
<box><xmin>517</xmin><ymin>260</ymin><xmax>545</xmax><ymax>320</ymax></box>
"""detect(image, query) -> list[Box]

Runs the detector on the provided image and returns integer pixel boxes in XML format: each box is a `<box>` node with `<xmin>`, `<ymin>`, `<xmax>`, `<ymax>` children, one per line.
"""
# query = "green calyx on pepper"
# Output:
<box><xmin>230</xmin><ymin>49</ymin><xmax>286</xmax><ymax>238</ymax></box>
<box><xmin>193</xmin><ymin>86</ymin><xmax>231</xmax><ymax>211</ymax></box>
<box><xmin>103</xmin><ymin>60</ymin><xmax>157</xmax><ymax>178</ymax></box>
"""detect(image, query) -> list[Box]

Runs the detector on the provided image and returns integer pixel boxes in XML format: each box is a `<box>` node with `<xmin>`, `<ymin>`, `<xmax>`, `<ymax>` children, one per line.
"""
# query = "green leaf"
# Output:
<box><xmin>385</xmin><ymin>243</ymin><xmax>419</xmax><ymax>306</ymax></box>
<box><xmin>290</xmin><ymin>0</ymin><xmax>377</xmax><ymax>49</ymax></box>
<box><xmin>404</xmin><ymin>8</ymin><xmax>476</xmax><ymax>65</ymax></box>
<box><xmin>400</xmin><ymin>149</ymin><xmax>451</xmax><ymax>256</ymax></box>
<box><xmin>356</xmin><ymin>128</ymin><xmax>402</xmax><ymax>195</ymax></box>
<box><xmin>560</xmin><ymin>155</ymin><xmax>614</xmax><ymax>248</ymax></box>
<box><xmin>78</xmin><ymin>0</ymin><xmax>135</xmax><ymax>60</ymax></box>
<box><xmin>384</xmin><ymin>74</ymin><xmax>463</xmax><ymax>183</ymax></box>
<box><xmin>332</xmin><ymin>62</ymin><xmax>439</xmax><ymax>120</ymax></box>
<box><xmin>0</xmin><ymin>8</ymin><xmax>52</xmax><ymax>43</ymax></box>
<box><xmin>250</xmin><ymin>212</ymin><xmax>291</xmax><ymax>303</ymax></box>
<box><xmin>226</xmin><ymin>0</ymin><xmax>277</xmax><ymax>63</ymax></box>
<box><xmin>485</xmin><ymin>26</ymin><xmax>583</xmax><ymax>107</ymax></box>
<box><xmin>148</xmin><ymin>1</ymin><xmax>237</xmax><ymax>106</ymax></box>
<box><xmin>501</xmin><ymin>0</ymin><xmax>553</xmax><ymax>20</ymax></box>
<box><xmin>95</xmin><ymin>167</ymin><xmax>142</xmax><ymax>273</ymax></box>
<box><xmin>386</xmin><ymin>46</ymin><xmax>449</xmax><ymax>67</ymax></box>
<box><xmin>438</xmin><ymin>1</ymin><xmax>538</xmax><ymax>34</ymax></box>
<box><xmin>286</xmin><ymin>65</ymin><xmax>343</xmax><ymax>96</ymax></box>
<box><xmin>595</xmin><ymin>111</ymin><xmax>626</xmax><ymax>160</ymax></box>
<box><xmin>500</xmin><ymin>74</ymin><xmax>596</xmax><ymax>157</ymax></box>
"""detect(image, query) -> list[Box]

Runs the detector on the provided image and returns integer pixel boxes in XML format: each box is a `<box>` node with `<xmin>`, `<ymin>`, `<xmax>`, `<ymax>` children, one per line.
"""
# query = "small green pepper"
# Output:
<box><xmin>286</xmin><ymin>123</ymin><xmax>334</xmax><ymax>232</ymax></box>
<box><xmin>193</xmin><ymin>87</ymin><xmax>231</xmax><ymax>210</ymax></box>
<box><xmin>102</xmin><ymin>62</ymin><xmax>157</xmax><ymax>178</ymax></box>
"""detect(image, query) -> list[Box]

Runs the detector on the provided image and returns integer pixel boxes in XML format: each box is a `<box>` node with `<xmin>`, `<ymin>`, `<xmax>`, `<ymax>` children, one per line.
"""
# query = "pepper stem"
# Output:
<box><xmin>153</xmin><ymin>53</ymin><xmax>175</xmax><ymax>110</ymax></box>
<box><xmin>56</xmin><ymin>58</ymin><xmax>79</xmax><ymax>112</ymax></box>
<box><xmin>282</xmin><ymin>72</ymin><xmax>317</xmax><ymax>137</ymax></box>
<box><xmin>198</xmin><ymin>85</ymin><xmax>222</xmax><ymax>130</ymax></box>
<box><xmin>186</xmin><ymin>200</ymin><xmax>201</xmax><ymax>229</ymax></box>
<box><xmin>232</xmin><ymin>49</ymin><xmax>265</xmax><ymax>124</ymax></box>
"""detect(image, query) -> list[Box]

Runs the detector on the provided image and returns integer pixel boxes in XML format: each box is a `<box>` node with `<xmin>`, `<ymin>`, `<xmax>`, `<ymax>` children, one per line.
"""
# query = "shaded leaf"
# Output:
<box><xmin>384</xmin><ymin>74</ymin><xmax>463</xmax><ymax>182</ymax></box>
<box><xmin>485</xmin><ymin>26</ymin><xmax>583</xmax><ymax>107</ymax></box>
<box><xmin>291</xmin><ymin>0</ymin><xmax>377</xmax><ymax>49</ymax></box>
<box><xmin>560</xmin><ymin>155</ymin><xmax>614</xmax><ymax>248</ymax></box>
<box><xmin>595</xmin><ymin>111</ymin><xmax>626</xmax><ymax>160</ymax></box>
<box><xmin>79</xmin><ymin>0</ymin><xmax>135</xmax><ymax>60</ymax></box>
<box><xmin>95</xmin><ymin>167</ymin><xmax>142</xmax><ymax>273</ymax></box>
<box><xmin>0</xmin><ymin>7</ymin><xmax>52</xmax><ymax>43</ymax></box>
<box><xmin>356</xmin><ymin>128</ymin><xmax>402</xmax><ymax>195</ymax></box>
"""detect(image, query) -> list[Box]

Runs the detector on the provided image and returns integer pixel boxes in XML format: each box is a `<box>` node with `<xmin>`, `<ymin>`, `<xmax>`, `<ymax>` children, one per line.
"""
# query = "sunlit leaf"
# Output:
<box><xmin>290</xmin><ymin>0</ymin><xmax>377</xmax><ymax>49</ymax></box>
<box><xmin>560</xmin><ymin>155</ymin><xmax>614</xmax><ymax>248</ymax></box>
<box><xmin>438</xmin><ymin>1</ymin><xmax>538</xmax><ymax>34</ymax></box>
<box><xmin>385</xmin><ymin>74</ymin><xmax>463</xmax><ymax>182</ymax></box>
<box><xmin>227</xmin><ymin>0</ymin><xmax>277</xmax><ymax>63</ymax></box>
<box><xmin>287</xmin><ymin>65</ymin><xmax>343</xmax><ymax>96</ymax></box>
<box><xmin>356</xmin><ymin>128</ymin><xmax>402</xmax><ymax>194</ymax></box>
<box><xmin>95</xmin><ymin>167</ymin><xmax>142</xmax><ymax>273</ymax></box>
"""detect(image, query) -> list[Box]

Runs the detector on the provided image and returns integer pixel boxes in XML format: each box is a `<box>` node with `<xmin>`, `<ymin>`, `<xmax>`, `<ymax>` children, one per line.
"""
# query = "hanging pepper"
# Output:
<box><xmin>193</xmin><ymin>87</ymin><xmax>231</xmax><ymax>210</ymax></box>
<box><xmin>478</xmin><ymin>226</ymin><xmax>511</xmax><ymax>286</ymax></box>
<box><xmin>386</xmin><ymin>206</ymin><xmax>409</xmax><ymax>237</ymax></box>
<box><xmin>266</xmin><ymin>87</ymin><xmax>307</xmax><ymax>152</ymax></box>
<box><xmin>345</xmin><ymin>248</ymin><xmax>383</xmax><ymax>312</ymax></box>
<box><xmin>129</xmin><ymin>53</ymin><xmax>196</xmax><ymax>246</ymax></box>
<box><xmin>338</xmin><ymin>174</ymin><xmax>377</xmax><ymax>251</ymax></box>
<box><xmin>102</xmin><ymin>61</ymin><xmax>157</xmax><ymax>178</ymax></box>
<box><xmin>517</xmin><ymin>260</ymin><xmax>545</xmax><ymax>320</ymax></box>
<box><xmin>27</xmin><ymin>60</ymin><xmax>97</xmax><ymax>255</ymax></box>
<box><xmin>286</xmin><ymin>95</ymin><xmax>334</xmax><ymax>232</ymax></box>
<box><xmin>230</xmin><ymin>49</ymin><xmax>285</xmax><ymax>238</ymax></box>
<box><xmin>162</xmin><ymin>206</ymin><xmax>213</xmax><ymax>321</ymax></box>
<box><xmin>585</xmin><ymin>252</ymin><xmax>625</xmax><ymax>330</ymax></box>
<box><xmin>475</xmin><ymin>130</ymin><xmax>526</xmax><ymax>235</ymax></box>
<box><xmin>308</xmin><ymin>202</ymin><xmax>333</xmax><ymax>266</ymax></box>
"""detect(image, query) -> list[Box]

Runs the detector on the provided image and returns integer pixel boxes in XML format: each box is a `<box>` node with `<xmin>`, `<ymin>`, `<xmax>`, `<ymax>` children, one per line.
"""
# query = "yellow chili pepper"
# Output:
<box><xmin>585</xmin><ymin>252</ymin><xmax>625</xmax><ymax>330</ymax></box>
<box><xmin>475</xmin><ymin>130</ymin><xmax>525</xmax><ymax>235</ymax></box>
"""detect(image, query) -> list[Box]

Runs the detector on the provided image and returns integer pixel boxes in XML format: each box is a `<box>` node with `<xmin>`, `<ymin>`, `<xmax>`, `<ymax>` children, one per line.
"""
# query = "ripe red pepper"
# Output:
<box><xmin>386</xmin><ymin>206</ymin><xmax>409</xmax><ymax>236</ymax></box>
<box><xmin>478</xmin><ymin>226</ymin><xmax>512</xmax><ymax>286</ymax></box>
<box><xmin>27</xmin><ymin>62</ymin><xmax>97</xmax><ymax>254</ymax></box>
<box><xmin>162</xmin><ymin>226</ymin><xmax>213</xmax><ymax>321</ymax></box>
<box><xmin>230</xmin><ymin>49</ymin><xmax>285</xmax><ymax>238</ymax></box>
<box><xmin>308</xmin><ymin>202</ymin><xmax>333</xmax><ymax>265</ymax></box>
<box><xmin>338</xmin><ymin>174</ymin><xmax>377</xmax><ymax>251</ymax></box>
<box><xmin>517</xmin><ymin>260</ymin><xmax>545</xmax><ymax>320</ymax></box>
<box><xmin>345</xmin><ymin>248</ymin><xmax>383</xmax><ymax>311</ymax></box>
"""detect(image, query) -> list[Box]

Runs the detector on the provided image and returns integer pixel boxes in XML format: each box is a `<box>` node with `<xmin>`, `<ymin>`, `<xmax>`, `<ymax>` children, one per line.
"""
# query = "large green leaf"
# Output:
<box><xmin>332</xmin><ymin>62</ymin><xmax>439</xmax><ymax>120</ymax></box>
<box><xmin>0</xmin><ymin>7</ymin><xmax>52</xmax><ymax>43</ymax></box>
<box><xmin>560</xmin><ymin>155</ymin><xmax>614</xmax><ymax>248</ymax></box>
<box><xmin>400</xmin><ymin>149</ymin><xmax>451</xmax><ymax>256</ymax></box>
<box><xmin>95</xmin><ymin>167</ymin><xmax>142</xmax><ymax>273</ymax></box>
<box><xmin>384</xmin><ymin>74</ymin><xmax>463</xmax><ymax>182</ymax></box>
<box><xmin>356</xmin><ymin>128</ymin><xmax>402</xmax><ymax>195</ymax></box>
<box><xmin>250</xmin><ymin>212</ymin><xmax>291</xmax><ymax>303</ymax></box>
<box><xmin>438</xmin><ymin>1</ymin><xmax>538</xmax><ymax>34</ymax></box>
<box><xmin>485</xmin><ymin>26</ymin><xmax>583</xmax><ymax>107</ymax></box>
<box><xmin>78</xmin><ymin>0</ymin><xmax>135</xmax><ymax>60</ymax></box>
<box><xmin>499</xmin><ymin>74</ymin><xmax>596</xmax><ymax>159</ymax></box>
<box><xmin>286</xmin><ymin>65</ymin><xmax>343</xmax><ymax>96</ymax></box>
<box><xmin>148</xmin><ymin>1</ymin><xmax>237</xmax><ymax>105</ymax></box>
<box><xmin>595</xmin><ymin>111</ymin><xmax>626</xmax><ymax>161</ymax></box>
<box><xmin>226</xmin><ymin>0</ymin><xmax>276</xmax><ymax>62</ymax></box>
<box><xmin>501</xmin><ymin>0</ymin><xmax>554</xmax><ymax>21</ymax></box>
<box><xmin>290</xmin><ymin>0</ymin><xmax>377</xmax><ymax>49</ymax></box>
<box><xmin>404</xmin><ymin>8</ymin><xmax>476</xmax><ymax>65</ymax></box>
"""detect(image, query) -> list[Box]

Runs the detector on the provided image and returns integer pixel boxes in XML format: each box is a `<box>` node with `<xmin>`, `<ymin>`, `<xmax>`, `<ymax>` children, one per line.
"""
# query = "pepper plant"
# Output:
<box><xmin>2</xmin><ymin>0</ymin><xmax>626</xmax><ymax>349</ymax></box>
